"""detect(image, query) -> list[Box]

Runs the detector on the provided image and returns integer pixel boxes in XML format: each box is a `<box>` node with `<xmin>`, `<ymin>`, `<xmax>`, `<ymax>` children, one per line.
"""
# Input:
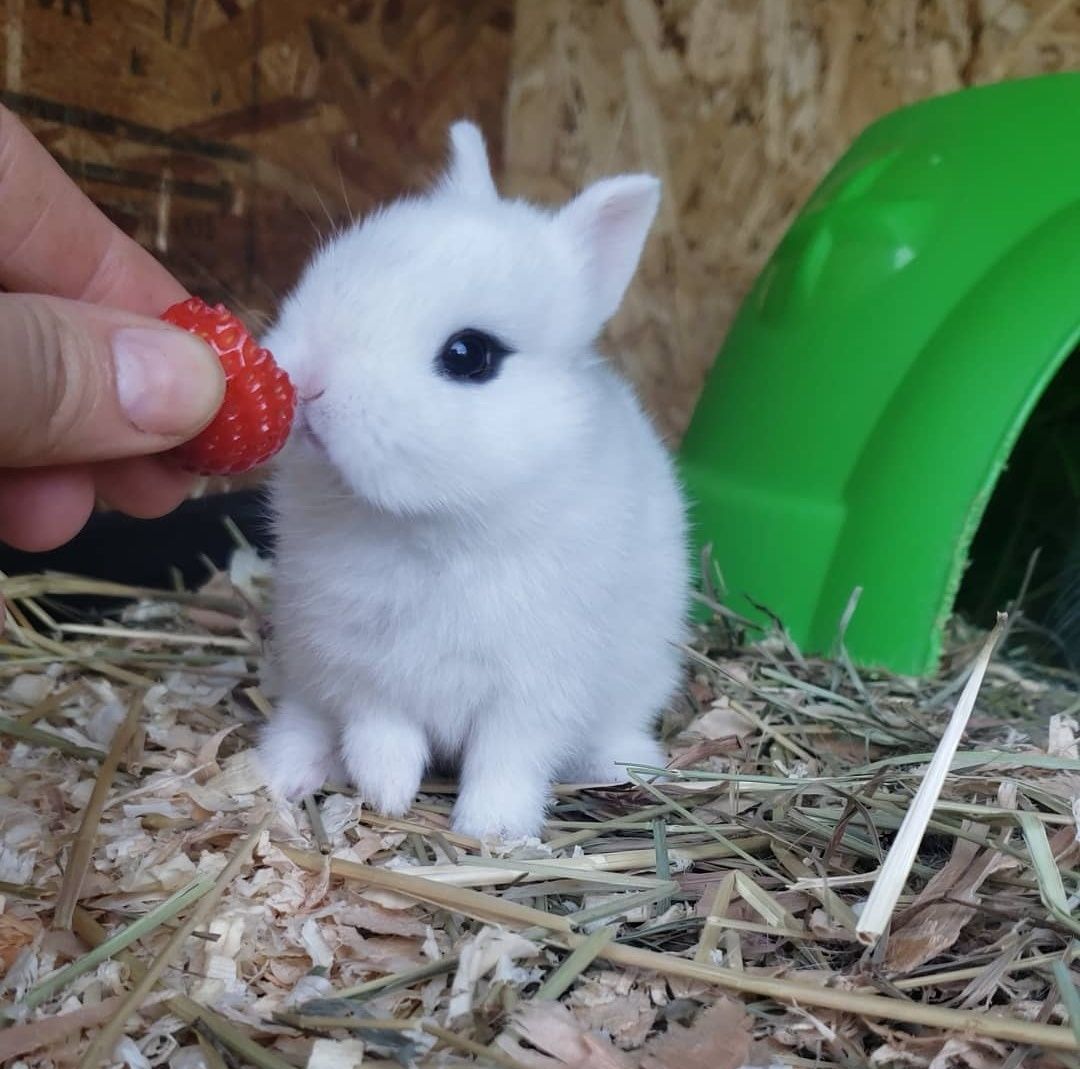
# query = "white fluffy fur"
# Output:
<box><xmin>257</xmin><ymin>121</ymin><xmax>689</xmax><ymax>840</ymax></box>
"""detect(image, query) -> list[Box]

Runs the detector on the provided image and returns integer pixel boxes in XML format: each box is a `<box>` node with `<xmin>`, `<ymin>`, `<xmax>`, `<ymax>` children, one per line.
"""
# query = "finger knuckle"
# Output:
<box><xmin>1</xmin><ymin>299</ymin><xmax>95</xmax><ymax>464</ymax></box>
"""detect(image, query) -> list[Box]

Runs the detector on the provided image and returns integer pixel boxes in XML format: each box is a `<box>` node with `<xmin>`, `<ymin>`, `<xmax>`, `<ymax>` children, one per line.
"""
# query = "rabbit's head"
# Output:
<box><xmin>266</xmin><ymin>121</ymin><xmax>660</xmax><ymax>515</ymax></box>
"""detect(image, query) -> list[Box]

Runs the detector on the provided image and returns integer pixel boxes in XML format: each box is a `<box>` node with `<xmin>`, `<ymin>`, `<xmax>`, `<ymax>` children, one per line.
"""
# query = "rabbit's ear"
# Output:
<box><xmin>440</xmin><ymin>121</ymin><xmax>498</xmax><ymax>200</ymax></box>
<box><xmin>558</xmin><ymin>175</ymin><xmax>660</xmax><ymax>329</ymax></box>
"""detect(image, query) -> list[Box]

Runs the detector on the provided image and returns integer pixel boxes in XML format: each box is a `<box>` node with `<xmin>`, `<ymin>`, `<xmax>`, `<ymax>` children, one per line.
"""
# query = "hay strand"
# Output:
<box><xmin>579</xmin><ymin>936</ymin><xmax>1080</xmax><ymax>1051</ymax></box>
<box><xmin>856</xmin><ymin>614</ymin><xmax>1007</xmax><ymax>946</ymax></box>
<box><xmin>12</xmin><ymin>878</ymin><xmax>213</xmax><ymax>1015</ymax></box>
<box><xmin>52</xmin><ymin>697</ymin><xmax>143</xmax><ymax>929</ymax></box>
<box><xmin>77</xmin><ymin>812</ymin><xmax>271</xmax><ymax>1069</ymax></box>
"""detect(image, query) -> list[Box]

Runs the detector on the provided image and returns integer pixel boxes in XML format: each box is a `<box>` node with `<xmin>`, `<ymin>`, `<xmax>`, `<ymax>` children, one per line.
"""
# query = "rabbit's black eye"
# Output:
<box><xmin>437</xmin><ymin>329</ymin><xmax>509</xmax><ymax>383</ymax></box>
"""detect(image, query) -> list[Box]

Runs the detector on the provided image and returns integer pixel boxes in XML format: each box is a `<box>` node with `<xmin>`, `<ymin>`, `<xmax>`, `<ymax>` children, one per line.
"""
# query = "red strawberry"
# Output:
<box><xmin>160</xmin><ymin>297</ymin><xmax>296</xmax><ymax>475</ymax></box>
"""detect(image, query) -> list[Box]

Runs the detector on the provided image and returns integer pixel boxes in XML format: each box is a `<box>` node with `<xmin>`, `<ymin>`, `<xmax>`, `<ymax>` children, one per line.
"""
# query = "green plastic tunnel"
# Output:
<box><xmin>677</xmin><ymin>72</ymin><xmax>1080</xmax><ymax>676</ymax></box>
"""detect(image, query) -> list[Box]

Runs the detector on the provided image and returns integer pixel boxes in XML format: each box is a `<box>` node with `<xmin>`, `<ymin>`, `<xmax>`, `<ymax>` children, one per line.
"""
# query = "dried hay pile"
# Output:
<box><xmin>2</xmin><ymin>551</ymin><xmax>1080</xmax><ymax>1068</ymax></box>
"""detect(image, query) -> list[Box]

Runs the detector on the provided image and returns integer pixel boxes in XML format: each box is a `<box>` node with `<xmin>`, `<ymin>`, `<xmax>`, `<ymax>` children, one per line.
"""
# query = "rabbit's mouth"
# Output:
<box><xmin>294</xmin><ymin>409</ymin><xmax>331</xmax><ymax>461</ymax></box>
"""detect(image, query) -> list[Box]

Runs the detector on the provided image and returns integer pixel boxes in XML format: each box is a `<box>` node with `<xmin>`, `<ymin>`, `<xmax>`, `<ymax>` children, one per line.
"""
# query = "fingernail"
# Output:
<box><xmin>112</xmin><ymin>327</ymin><xmax>223</xmax><ymax>436</ymax></box>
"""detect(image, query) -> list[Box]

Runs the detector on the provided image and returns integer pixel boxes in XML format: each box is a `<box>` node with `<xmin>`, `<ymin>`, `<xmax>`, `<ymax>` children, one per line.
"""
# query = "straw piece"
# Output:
<box><xmin>16</xmin><ymin>682</ymin><xmax>78</xmax><ymax>726</ymax></box>
<box><xmin>579</xmin><ymin>934</ymin><xmax>1080</xmax><ymax>1051</ymax></box>
<box><xmin>0</xmin><ymin>714</ymin><xmax>107</xmax><ymax>762</ymax></box>
<box><xmin>694</xmin><ymin>873</ymin><xmax>735</xmax><ymax>964</ymax></box>
<box><xmin>14</xmin><ymin>878</ymin><xmax>213</xmax><ymax>1014</ymax></box>
<box><xmin>536</xmin><ymin>926</ymin><xmax>617</xmax><ymax>1001</ymax></box>
<box><xmin>733</xmin><ymin>871</ymin><xmax>804</xmax><ymax>933</ymax></box>
<box><xmin>569</xmin><ymin>885</ymin><xmax>681</xmax><ymax>929</ymax></box>
<box><xmin>1018</xmin><ymin>811</ymin><xmax>1075</xmax><ymax>924</ymax></box>
<box><xmin>272</xmin><ymin>1013</ymin><xmax>420</xmax><ymax>1031</ymax></box>
<box><xmin>0</xmin><ymin>997</ymin><xmax>125</xmax><ymax>1064</ymax></box>
<box><xmin>856</xmin><ymin>615</ymin><xmax>1006</xmax><ymax>946</ymax></box>
<box><xmin>303</xmin><ymin>795</ymin><xmax>333</xmax><ymax>855</ymax></box>
<box><xmin>53</xmin><ymin>698</ymin><xmax>143</xmax><ymax>929</ymax></box>
<box><xmin>1053</xmin><ymin>960</ymin><xmax>1080</xmax><ymax>1049</ymax></box>
<box><xmin>652</xmin><ymin>818</ymin><xmax>672</xmax><ymax>915</ymax></box>
<box><xmin>335</xmin><ymin>957</ymin><xmax>460</xmax><ymax>1001</ymax></box>
<box><xmin>422</xmin><ymin>1022</ymin><xmax>534</xmax><ymax>1069</ymax></box>
<box><xmin>280</xmin><ymin>846</ymin><xmax>574</xmax><ymax>933</ymax></box>
<box><xmin>404</xmin><ymin>841</ymin><xmax>761</xmax><ymax>888</ymax></box>
<box><xmin>195</xmin><ymin>1031</ymin><xmax>230</xmax><ymax>1069</ymax></box>
<box><xmin>773</xmin><ymin>846</ymin><xmax>860</xmax><ymax>933</ymax></box>
<box><xmin>630</xmin><ymin>772</ymin><xmax>786</xmax><ymax>882</ymax></box>
<box><xmin>56</xmin><ymin>623</ymin><xmax>253</xmax><ymax>650</ymax></box>
<box><xmin>893</xmin><ymin>947</ymin><xmax>1079</xmax><ymax>991</ymax></box>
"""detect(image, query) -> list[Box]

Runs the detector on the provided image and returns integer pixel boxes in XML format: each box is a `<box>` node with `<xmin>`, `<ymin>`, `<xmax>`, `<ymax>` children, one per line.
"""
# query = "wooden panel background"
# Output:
<box><xmin>1</xmin><ymin>0</ymin><xmax>514</xmax><ymax>331</ymax></box>
<box><xmin>504</xmin><ymin>0</ymin><xmax>1080</xmax><ymax>440</ymax></box>
<box><xmin>3</xmin><ymin>0</ymin><xmax>1079</xmax><ymax>453</ymax></box>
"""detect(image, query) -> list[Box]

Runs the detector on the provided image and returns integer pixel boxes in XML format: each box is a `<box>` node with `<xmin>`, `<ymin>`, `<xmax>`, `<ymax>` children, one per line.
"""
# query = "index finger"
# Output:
<box><xmin>0</xmin><ymin>105</ymin><xmax>187</xmax><ymax>315</ymax></box>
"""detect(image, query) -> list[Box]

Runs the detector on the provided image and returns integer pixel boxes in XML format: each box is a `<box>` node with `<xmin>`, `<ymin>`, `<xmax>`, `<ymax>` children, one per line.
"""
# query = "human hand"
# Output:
<box><xmin>0</xmin><ymin>105</ymin><xmax>226</xmax><ymax>552</ymax></box>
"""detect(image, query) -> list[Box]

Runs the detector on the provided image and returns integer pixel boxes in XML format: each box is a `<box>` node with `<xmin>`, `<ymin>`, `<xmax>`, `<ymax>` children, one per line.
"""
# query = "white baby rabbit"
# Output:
<box><xmin>257</xmin><ymin>121</ymin><xmax>688</xmax><ymax>841</ymax></box>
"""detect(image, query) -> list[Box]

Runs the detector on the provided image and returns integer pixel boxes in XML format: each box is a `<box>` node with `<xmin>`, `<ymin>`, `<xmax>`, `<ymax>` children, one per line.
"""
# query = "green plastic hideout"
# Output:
<box><xmin>677</xmin><ymin>72</ymin><xmax>1080</xmax><ymax>676</ymax></box>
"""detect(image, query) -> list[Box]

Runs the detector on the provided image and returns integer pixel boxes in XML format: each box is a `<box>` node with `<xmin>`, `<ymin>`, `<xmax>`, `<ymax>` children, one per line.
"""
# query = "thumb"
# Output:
<box><xmin>0</xmin><ymin>292</ymin><xmax>224</xmax><ymax>467</ymax></box>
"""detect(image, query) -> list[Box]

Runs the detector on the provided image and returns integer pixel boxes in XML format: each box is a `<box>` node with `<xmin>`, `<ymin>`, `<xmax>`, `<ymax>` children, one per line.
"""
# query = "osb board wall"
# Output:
<box><xmin>1</xmin><ymin>0</ymin><xmax>513</xmax><ymax>326</ymax></box>
<box><xmin>5</xmin><ymin>0</ymin><xmax>1078</xmax><ymax>457</ymax></box>
<box><xmin>0</xmin><ymin>0</ymin><xmax>512</xmax><ymax>494</ymax></box>
<box><xmin>504</xmin><ymin>0</ymin><xmax>1080</xmax><ymax>441</ymax></box>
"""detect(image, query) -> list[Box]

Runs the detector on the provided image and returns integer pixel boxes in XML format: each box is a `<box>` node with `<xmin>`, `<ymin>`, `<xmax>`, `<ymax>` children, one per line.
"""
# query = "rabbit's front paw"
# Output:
<box><xmin>257</xmin><ymin>699</ymin><xmax>341</xmax><ymax>800</ymax></box>
<box><xmin>560</xmin><ymin>730</ymin><xmax>667</xmax><ymax>785</ymax></box>
<box><xmin>452</xmin><ymin>717</ymin><xmax>558</xmax><ymax>841</ymax></box>
<box><xmin>452</xmin><ymin>766</ymin><xmax>549</xmax><ymax>842</ymax></box>
<box><xmin>451</xmin><ymin>795</ymin><xmax>544</xmax><ymax>842</ymax></box>
<box><xmin>341</xmin><ymin>711</ymin><xmax>428</xmax><ymax>817</ymax></box>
